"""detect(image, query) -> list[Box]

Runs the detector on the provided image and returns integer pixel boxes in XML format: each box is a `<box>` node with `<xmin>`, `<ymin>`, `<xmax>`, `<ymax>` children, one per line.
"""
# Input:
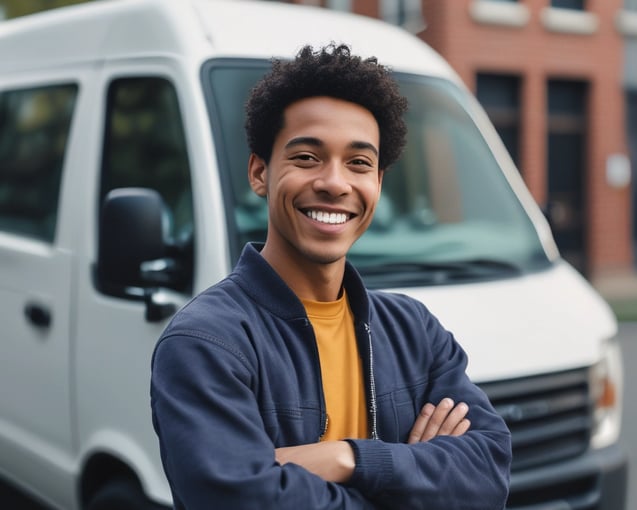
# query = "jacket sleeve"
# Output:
<box><xmin>150</xmin><ymin>331</ymin><xmax>377</xmax><ymax>510</ymax></box>
<box><xmin>345</xmin><ymin>308</ymin><xmax>512</xmax><ymax>510</ymax></box>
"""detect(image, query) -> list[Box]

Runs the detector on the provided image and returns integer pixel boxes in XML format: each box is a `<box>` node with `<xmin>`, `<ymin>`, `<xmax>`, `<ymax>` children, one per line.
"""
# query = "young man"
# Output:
<box><xmin>151</xmin><ymin>44</ymin><xmax>511</xmax><ymax>509</ymax></box>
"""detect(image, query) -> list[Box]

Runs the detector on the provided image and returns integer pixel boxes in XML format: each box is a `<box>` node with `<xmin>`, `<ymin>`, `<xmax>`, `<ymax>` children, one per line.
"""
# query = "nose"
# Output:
<box><xmin>312</xmin><ymin>160</ymin><xmax>352</xmax><ymax>196</ymax></box>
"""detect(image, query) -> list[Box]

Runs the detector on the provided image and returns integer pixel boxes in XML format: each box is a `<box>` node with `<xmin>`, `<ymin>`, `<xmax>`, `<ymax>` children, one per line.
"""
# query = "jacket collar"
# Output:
<box><xmin>231</xmin><ymin>242</ymin><xmax>370</xmax><ymax>323</ymax></box>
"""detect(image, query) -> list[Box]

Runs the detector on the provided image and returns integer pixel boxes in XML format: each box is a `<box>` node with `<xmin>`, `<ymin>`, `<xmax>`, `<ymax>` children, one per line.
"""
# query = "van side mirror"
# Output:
<box><xmin>98</xmin><ymin>188</ymin><xmax>165</xmax><ymax>287</ymax></box>
<box><xmin>97</xmin><ymin>188</ymin><xmax>177</xmax><ymax>322</ymax></box>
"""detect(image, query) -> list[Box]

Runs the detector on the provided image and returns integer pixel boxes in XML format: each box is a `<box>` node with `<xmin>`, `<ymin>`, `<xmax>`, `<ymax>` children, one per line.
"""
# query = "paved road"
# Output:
<box><xmin>618</xmin><ymin>321</ymin><xmax>637</xmax><ymax>510</ymax></box>
<box><xmin>2</xmin><ymin>323</ymin><xmax>636</xmax><ymax>509</ymax></box>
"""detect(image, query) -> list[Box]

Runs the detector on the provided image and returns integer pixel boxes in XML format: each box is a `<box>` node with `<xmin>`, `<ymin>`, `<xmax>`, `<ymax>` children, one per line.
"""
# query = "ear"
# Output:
<box><xmin>377</xmin><ymin>169</ymin><xmax>385</xmax><ymax>198</ymax></box>
<box><xmin>248</xmin><ymin>153</ymin><xmax>268</xmax><ymax>197</ymax></box>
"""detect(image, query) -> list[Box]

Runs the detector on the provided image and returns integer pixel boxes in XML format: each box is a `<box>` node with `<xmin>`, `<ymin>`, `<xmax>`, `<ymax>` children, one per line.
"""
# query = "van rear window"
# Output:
<box><xmin>0</xmin><ymin>84</ymin><xmax>77</xmax><ymax>242</ymax></box>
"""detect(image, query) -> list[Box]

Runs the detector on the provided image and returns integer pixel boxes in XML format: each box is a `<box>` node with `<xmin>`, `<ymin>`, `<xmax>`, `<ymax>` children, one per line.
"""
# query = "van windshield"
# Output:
<box><xmin>206</xmin><ymin>62</ymin><xmax>550</xmax><ymax>288</ymax></box>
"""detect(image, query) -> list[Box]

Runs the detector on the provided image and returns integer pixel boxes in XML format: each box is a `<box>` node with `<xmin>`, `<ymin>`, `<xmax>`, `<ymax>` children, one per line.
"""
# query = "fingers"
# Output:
<box><xmin>439</xmin><ymin>400</ymin><xmax>469</xmax><ymax>436</ymax></box>
<box><xmin>408</xmin><ymin>402</ymin><xmax>435</xmax><ymax>444</ymax></box>
<box><xmin>407</xmin><ymin>398</ymin><xmax>470</xmax><ymax>444</ymax></box>
<box><xmin>450</xmin><ymin>416</ymin><xmax>471</xmax><ymax>436</ymax></box>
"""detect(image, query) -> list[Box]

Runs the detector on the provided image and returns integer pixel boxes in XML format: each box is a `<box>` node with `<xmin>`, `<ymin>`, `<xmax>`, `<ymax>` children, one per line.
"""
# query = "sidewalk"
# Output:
<box><xmin>591</xmin><ymin>269</ymin><xmax>637</xmax><ymax>322</ymax></box>
<box><xmin>591</xmin><ymin>270</ymin><xmax>637</xmax><ymax>302</ymax></box>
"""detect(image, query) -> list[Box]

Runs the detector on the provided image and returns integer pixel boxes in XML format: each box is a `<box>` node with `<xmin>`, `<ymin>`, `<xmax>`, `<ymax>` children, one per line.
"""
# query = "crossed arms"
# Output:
<box><xmin>151</xmin><ymin>323</ymin><xmax>511</xmax><ymax>510</ymax></box>
<box><xmin>275</xmin><ymin>398</ymin><xmax>470</xmax><ymax>483</ymax></box>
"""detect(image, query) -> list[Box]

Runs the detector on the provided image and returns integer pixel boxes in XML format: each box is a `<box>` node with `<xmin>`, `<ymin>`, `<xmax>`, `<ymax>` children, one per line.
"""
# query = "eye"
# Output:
<box><xmin>290</xmin><ymin>153</ymin><xmax>320</xmax><ymax>167</ymax></box>
<box><xmin>349</xmin><ymin>157</ymin><xmax>375</xmax><ymax>171</ymax></box>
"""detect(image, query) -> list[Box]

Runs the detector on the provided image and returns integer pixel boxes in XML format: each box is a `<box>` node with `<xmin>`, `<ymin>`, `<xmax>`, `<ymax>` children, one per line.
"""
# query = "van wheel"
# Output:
<box><xmin>86</xmin><ymin>478</ymin><xmax>167</xmax><ymax>510</ymax></box>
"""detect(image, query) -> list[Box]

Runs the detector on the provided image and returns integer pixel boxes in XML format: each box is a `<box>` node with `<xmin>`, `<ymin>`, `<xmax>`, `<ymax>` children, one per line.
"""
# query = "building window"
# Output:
<box><xmin>476</xmin><ymin>73</ymin><xmax>521</xmax><ymax>168</ymax></box>
<box><xmin>551</xmin><ymin>0</ymin><xmax>585</xmax><ymax>9</ymax></box>
<box><xmin>541</xmin><ymin>2</ymin><xmax>597</xmax><ymax>34</ymax></box>
<box><xmin>627</xmin><ymin>91</ymin><xmax>637</xmax><ymax>265</ymax></box>
<box><xmin>380</xmin><ymin>0</ymin><xmax>424</xmax><ymax>33</ymax></box>
<box><xmin>546</xmin><ymin>79</ymin><xmax>588</xmax><ymax>274</ymax></box>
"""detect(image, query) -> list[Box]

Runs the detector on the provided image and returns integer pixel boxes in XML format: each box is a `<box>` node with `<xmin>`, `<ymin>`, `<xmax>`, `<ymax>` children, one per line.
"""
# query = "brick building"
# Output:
<box><xmin>294</xmin><ymin>0</ymin><xmax>635</xmax><ymax>281</ymax></box>
<box><xmin>418</xmin><ymin>0</ymin><xmax>632</xmax><ymax>280</ymax></box>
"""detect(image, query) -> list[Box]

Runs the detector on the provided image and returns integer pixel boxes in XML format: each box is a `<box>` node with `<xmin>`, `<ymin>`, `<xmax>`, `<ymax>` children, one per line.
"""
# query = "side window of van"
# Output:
<box><xmin>0</xmin><ymin>84</ymin><xmax>77</xmax><ymax>242</ymax></box>
<box><xmin>101</xmin><ymin>77</ymin><xmax>193</xmax><ymax>244</ymax></box>
<box><xmin>100</xmin><ymin>77</ymin><xmax>194</xmax><ymax>293</ymax></box>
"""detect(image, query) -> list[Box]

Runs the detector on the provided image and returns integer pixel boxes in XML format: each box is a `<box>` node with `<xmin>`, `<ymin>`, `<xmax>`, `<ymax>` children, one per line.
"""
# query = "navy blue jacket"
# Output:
<box><xmin>151</xmin><ymin>243</ymin><xmax>511</xmax><ymax>509</ymax></box>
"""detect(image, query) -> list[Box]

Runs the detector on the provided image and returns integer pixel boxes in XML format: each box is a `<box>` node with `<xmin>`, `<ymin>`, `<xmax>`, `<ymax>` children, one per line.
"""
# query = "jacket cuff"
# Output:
<box><xmin>344</xmin><ymin>439</ymin><xmax>394</xmax><ymax>494</ymax></box>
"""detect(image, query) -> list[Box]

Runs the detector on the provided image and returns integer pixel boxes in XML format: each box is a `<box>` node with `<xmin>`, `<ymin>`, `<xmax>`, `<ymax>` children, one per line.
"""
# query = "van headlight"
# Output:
<box><xmin>589</xmin><ymin>338</ymin><xmax>623</xmax><ymax>449</ymax></box>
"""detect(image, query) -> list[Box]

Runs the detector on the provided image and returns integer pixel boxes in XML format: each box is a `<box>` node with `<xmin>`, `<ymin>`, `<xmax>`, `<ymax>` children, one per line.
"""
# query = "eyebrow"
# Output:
<box><xmin>284</xmin><ymin>136</ymin><xmax>379</xmax><ymax>156</ymax></box>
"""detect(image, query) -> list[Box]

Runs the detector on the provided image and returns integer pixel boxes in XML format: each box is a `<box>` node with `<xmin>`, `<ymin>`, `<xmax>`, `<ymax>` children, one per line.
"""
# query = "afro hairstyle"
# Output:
<box><xmin>244</xmin><ymin>43</ymin><xmax>408</xmax><ymax>170</ymax></box>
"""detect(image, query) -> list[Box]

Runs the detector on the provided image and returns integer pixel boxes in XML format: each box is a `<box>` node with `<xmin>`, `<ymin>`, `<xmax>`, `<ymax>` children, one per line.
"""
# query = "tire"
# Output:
<box><xmin>86</xmin><ymin>477</ymin><xmax>167</xmax><ymax>510</ymax></box>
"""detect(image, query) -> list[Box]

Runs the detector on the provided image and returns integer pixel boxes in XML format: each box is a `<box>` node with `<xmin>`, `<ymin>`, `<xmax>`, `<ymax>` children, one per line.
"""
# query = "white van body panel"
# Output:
<box><xmin>398</xmin><ymin>261</ymin><xmax>617</xmax><ymax>382</ymax></box>
<box><xmin>0</xmin><ymin>235</ymin><xmax>76</xmax><ymax>509</ymax></box>
<box><xmin>71</xmin><ymin>57</ymin><xmax>211</xmax><ymax>507</ymax></box>
<box><xmin>192</xmin><ymin>0</ymin><xmax>453</xmax><ymax>76</ymax></box>
<box><xmin>0</xmin><ymin>0</ymin><xmax>455</xmax><ymax>78</ymax></box>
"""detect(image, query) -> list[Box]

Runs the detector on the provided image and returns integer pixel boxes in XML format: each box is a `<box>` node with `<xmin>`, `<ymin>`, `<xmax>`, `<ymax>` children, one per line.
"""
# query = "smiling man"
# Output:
<box><xmin>151</xmin><ymin>44</ymin><xmax>511</xmax><ymax>509</ymax></box>
<box><xmin>250</xmin><ymin>96</ymin><xmax>382</xmax><ymax>300</ymax></box>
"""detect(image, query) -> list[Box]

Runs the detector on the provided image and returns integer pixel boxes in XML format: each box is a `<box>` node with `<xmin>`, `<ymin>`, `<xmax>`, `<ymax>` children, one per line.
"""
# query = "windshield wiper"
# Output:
<box><xmin>357</xmin><ymin>258</ymin><xmax>521</xmax><ymax>287</ymax></box>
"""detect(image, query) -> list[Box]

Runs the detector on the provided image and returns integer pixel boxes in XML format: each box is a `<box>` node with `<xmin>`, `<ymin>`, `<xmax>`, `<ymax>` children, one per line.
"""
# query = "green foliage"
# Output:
<box><xmin>608</xmin><ymin>297</ymin><xmax>637</xmax><ymax>323</ymax></box>
<box><xmin>0</xmin><ymin>0</ymin><xmax>89</xmax><ymax>19</ymax></box>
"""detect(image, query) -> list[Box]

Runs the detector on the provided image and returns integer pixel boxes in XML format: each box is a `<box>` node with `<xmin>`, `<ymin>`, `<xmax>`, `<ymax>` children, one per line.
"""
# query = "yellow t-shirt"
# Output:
<box><xmin>301</xmin><ymin>291</ymin><xmax>368</xmax><ymax>441</ymax></box>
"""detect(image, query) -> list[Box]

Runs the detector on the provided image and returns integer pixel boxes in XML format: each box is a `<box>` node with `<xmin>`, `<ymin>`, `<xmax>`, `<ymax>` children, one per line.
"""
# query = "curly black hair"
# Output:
<box><xmin>245</xmin><ymin>43</ymin><xmax>408</xmax><ymax>170</ymax></box>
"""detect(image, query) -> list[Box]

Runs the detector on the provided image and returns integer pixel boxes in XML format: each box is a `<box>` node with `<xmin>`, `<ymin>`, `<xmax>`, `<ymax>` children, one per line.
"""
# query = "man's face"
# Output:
<box><xmin>249</xmin><ymin>96</ymin><xmax>383</xmax><ymax>269</ymax></box>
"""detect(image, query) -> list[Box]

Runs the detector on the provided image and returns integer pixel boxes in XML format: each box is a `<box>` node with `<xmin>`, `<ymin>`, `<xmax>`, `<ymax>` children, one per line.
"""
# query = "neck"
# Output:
<box><xmin>260</xmin><ymin>244</ymin><xmax>345</xmax><ymax>302</ymax></box>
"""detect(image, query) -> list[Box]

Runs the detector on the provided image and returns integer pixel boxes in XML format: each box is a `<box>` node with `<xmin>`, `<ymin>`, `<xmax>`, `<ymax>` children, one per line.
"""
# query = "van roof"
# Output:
<box><xmin>0</xmin><ymin>0</ymin><xmax>456</xmax><ymax>79</ymax></box>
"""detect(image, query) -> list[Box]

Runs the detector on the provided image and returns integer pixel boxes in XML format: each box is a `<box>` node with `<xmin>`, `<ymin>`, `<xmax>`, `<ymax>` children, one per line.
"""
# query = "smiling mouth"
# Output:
<box><xmin>304</xmin><ymin>209</ymin><xmax>350</xmax><ymax>225</ymax></box>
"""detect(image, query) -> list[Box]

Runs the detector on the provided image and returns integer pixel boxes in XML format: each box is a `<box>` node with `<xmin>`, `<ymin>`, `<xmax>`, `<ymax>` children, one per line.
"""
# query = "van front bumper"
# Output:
<box><xmin>506</xmin><ymin>441</ymin><xmax>628</xmax><ymax>510</ymax></box>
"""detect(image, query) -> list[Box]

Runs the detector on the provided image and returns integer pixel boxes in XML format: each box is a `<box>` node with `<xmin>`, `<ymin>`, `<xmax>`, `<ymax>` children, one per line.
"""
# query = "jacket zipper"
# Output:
<box><xmin>313</xmin><ymin>319</ymin><xmax>378</xmax><ymax>441</ymax></box>
<box><xmin>364</xmin><ymin>322</ymin><xmax>379</xmax><ymax>440</ymax></box>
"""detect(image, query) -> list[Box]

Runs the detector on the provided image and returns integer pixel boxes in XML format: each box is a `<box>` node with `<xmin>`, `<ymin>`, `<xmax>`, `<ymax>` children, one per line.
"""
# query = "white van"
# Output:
<box><xmin>0</xmin><ymin>0</ymin><xmax>627</xmax><ymax>509</ymax></box>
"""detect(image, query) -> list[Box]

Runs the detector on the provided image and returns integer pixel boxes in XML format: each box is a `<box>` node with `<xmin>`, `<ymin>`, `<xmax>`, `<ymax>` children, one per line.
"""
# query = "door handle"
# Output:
<box><xmin>24</xmin><ymin>302</ymin><xmax>52</xmax><ymax>328</ymax></box>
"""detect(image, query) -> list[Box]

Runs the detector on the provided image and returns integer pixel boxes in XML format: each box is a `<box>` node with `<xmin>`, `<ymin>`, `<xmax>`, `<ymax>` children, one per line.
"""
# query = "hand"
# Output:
<box><xmin>407</xmin><ymin>398</ymin><xmax>470</xmax><ymax>444</ymax></box>
<box><xmin>275</xmin><ymin>440</ymin><xmax>355</xmax><ymax>483</ymax></box>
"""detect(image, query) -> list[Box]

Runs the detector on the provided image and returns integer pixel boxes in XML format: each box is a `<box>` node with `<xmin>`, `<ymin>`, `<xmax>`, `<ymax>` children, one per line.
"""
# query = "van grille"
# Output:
<box><xmin>479</xmin><ymin>367</ymin><xmax>592</xmax><ymax>472</ymax></box>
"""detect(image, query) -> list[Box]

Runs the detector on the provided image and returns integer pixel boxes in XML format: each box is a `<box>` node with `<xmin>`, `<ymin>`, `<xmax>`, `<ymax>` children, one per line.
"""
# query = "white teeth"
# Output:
<box><xmin>306</xmin><ymin>210</ymin><xmax>348</xmax><ymax>224</ymax></box>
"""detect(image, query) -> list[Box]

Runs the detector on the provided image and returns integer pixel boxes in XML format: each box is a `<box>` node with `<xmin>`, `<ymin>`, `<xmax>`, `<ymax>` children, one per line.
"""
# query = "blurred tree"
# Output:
<box><xmin>0</xmin><ymin>0</ymin><xmax>90</xmax><ymax>19</ymax></box>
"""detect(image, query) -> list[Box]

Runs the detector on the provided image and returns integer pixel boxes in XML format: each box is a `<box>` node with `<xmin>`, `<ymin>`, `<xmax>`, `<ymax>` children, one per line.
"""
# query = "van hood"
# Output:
<box><xmin>390</xmin><ymin>260</ymin><xmax>617</xmax><ymax>383</ymax></box>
